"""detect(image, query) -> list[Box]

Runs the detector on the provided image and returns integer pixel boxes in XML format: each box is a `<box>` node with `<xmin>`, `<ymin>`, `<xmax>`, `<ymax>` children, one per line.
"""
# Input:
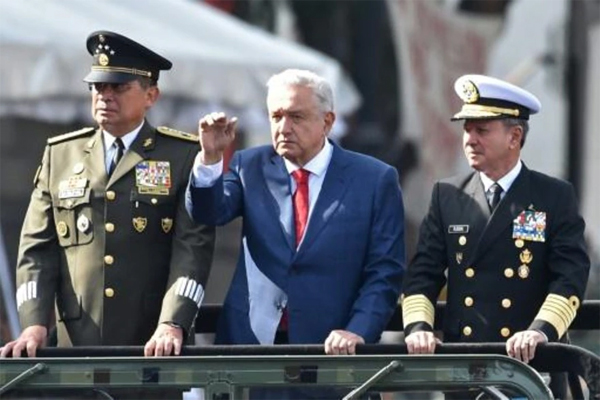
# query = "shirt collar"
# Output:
<box><xmin>480</xmin><ymin>160</ymin><xmax>522</xmax><ymax>193</ymax></box>
<box><xmin>283</xmin><ymin>139</ymin><xmax>333</xmax><ymax>177</ymax></box>
<box><xmin>102</xmin><ymin>120</ymin><xmax>145</xmax><ymax>151</ymax></box>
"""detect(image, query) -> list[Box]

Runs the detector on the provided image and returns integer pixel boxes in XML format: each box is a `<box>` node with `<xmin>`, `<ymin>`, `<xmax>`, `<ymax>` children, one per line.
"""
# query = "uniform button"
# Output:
<box><xmin>502</xmin><ymin>298</ymin><xmax>512</xmax><ymax>308</ymax></box>
<box><xmin>104</xmin><ymin>255</ymin><xmax>114</xmax><ymax>265</ymax></box>
<box><xmin>106</xmin><ymin>191</ymin><xmax>116</xmax><ymax>201</ymax></box>
<box><xmin>463</xmin><ymin>326</ymin><xmax>472</xmax><ymax>336</ymax></box>
<box><xmin>465</xmin><ymin>268</ymin><xmax>475</xmax><ymax>278</ymax></box>
<box><xmin>501</xmin><ymin>327</ymin><xmax>511</xmax><ymax>337</ymax></box>
<box><xmin>57</xmin><ymin>221</ymin><xmax>69</xmax><ymax>237</ymax></box>
<box><xmin>151</xmin><ymin>198</ymin><xmax>158</xmax><ymax>205</ymax></box>
<box><xmin>105</xmin><ymin>223</ymin><xmax>115</xmax><ymax>232</ymax></box>
<box><xmin>504</xmin><ymin>268</ymin><xmax>514</xmax><ymax>278</ymax></box>
<box><xmin>464</xmin><ymin>297</ymin><xmax>474</xmax><ymax>307</ymax></box>
<box><xmin>569</xmin><ymin>296</ymin><xmax>580</xmax><ymax>310</ymax></box>
<box><xmin>105</xmin><ymin>288</ymin><xmax>115</xmax><ymax>298</ymax></box>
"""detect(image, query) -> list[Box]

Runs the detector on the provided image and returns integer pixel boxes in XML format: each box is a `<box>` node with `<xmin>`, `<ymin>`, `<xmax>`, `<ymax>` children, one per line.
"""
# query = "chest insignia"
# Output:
<box><xmin>512</xmin><ymin>210</ymin><xmax>546</xmax><ymax>242</ymax></box>
<box><xmin>161</xmin><ymin>218</ymin><xmax>173</xmax><ymax>234</ymax></box>
<box><xmin>456</xmin><ymin>252</ymin><xmax>463</xmax><ymax>264</ymax></box>
<box><xmin>77</xmin><ymin>215</ymin><xmax>90</xmax><ymax>233</ymax></box>
<box><xmin>135</xmin><ymin>161</ymin><xmax>171</xmax><ymax>195</ymax></box>
<box><xmin>133</xmin><ymin>217</ymin><xmax>148</xmax><ymax>233</ymax></box>
<box><xmin>58</xmin><ymin>176</ymin><xmax>88</xmax><ymax>199</ymax></box>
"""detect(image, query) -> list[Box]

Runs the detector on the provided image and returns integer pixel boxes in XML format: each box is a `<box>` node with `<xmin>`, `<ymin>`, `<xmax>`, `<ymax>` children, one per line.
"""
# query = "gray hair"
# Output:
<box><xmin>502</xmin><ymin>118</ymin><xmax>530</xmax><ymax>148</ymax></box>
<box><xmin>266</xmin><ymin>69</ymin><xmax>334</xmax><ymax>114</ymax></box>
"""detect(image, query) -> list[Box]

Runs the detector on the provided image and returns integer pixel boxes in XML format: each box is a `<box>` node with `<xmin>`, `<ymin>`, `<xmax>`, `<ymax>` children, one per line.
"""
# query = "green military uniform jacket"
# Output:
<box><xmin>402</xmin><ymin>164</ymin><xmax>590</xmax><ymax>343</ymax></box>
<box><xmin>16</xmin><ymin>122</ymin><xmax>215</xmax><ymax>346</ymax></box>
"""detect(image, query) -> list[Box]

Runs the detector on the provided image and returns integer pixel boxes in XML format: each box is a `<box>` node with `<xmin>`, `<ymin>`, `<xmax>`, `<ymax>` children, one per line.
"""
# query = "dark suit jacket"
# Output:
<box><xmin>402</xmin><ymin>164</ymin><xmax>589</xmax><ymax>342</ymax></box>
<box><xmin>16</xmin><ymin>122</ymin><xmax>215</xmax><ymax>346</ymax></box>
<box><xmin>187</xmin><ymin>141</ymin><xmax>405</xmax><ymax>345</ymax></box>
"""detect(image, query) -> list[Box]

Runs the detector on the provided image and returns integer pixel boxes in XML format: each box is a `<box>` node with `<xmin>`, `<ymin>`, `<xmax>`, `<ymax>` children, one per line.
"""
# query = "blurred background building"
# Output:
<box><xmin>1</xmin><ymin>0</ymin><xmax>598</xmax><ymax>353</ymax></box>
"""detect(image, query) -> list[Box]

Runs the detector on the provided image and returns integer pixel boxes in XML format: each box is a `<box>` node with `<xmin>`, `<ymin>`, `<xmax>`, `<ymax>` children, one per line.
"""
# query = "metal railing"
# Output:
<box><xmin>5</xmin><ymin>343</ymin><xmax>596</xmax><ymax>399</ymax></box>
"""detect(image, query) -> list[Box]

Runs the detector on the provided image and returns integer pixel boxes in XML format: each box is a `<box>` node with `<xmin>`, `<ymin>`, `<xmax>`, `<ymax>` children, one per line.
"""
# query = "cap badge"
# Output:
<box><xmin>98</xmin><ymin>53</ymin><xmax>109</xmax><ymax>66</ymax></box>
<box><xmin>460</xmin><ymin>80</ymin><xmax>479</xmax><ymax>104</ymax></box>
<box><xmin>99</xmin><ymin>34</ymin><xmax>105</xmax><ymax>43</ymax></box>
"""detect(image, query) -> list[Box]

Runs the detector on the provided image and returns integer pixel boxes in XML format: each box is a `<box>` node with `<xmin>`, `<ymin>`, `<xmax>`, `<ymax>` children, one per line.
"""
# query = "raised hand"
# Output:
<box><xmin>198</xmin><ymin>112</ymin><xmax>237</xmax><ymax>165</ymax></box>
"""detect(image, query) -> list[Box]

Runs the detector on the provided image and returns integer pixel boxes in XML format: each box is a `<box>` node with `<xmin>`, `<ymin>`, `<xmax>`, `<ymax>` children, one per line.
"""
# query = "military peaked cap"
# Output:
<box><xmin>451</xmin><ymin>74</ymin><xmax>541</xmax><ymax>121</ymax></box>
<box><xmin>84</xmin><ymin>30</ymin><xmax>172</xmax><ymax>84</ymax></box>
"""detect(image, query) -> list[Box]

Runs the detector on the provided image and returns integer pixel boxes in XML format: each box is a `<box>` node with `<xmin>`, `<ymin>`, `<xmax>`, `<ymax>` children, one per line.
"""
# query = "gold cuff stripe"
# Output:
<box><xmin>459</xmin><ymin>104</ymin><xmax>520</xmax><ymax>117</ymax></box>
<box><xmin>91</xmin><ymin>66</ymin><xmax>152</xmax><ymax>78</ymax></box>
<box><xmin>402</xmin><ymin>294</ymin><xmax>435</xmax><ymax>328</ymax></box>
<box><xmin>534</xmin><ymin>294</ymin><xmax>578</xmax><ymax>338</ymax></box>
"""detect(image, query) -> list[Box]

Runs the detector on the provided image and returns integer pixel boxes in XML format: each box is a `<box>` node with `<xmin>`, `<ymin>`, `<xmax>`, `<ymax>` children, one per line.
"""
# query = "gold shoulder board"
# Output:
<box><xmin>157</xmin><ymin>126</ymin><xmax>198</xmax><ymax>143</ymax></box>
<box><xmin>47</xmin><ymin>127</ymin><xmax>95</xmax><ymax>145</ymax></box>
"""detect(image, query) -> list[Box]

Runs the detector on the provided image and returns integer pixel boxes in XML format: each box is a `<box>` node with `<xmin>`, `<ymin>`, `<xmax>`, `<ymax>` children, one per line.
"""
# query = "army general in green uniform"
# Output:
<box><xmin>1</xmin><ymin>31</ymin><xmax>215</xmax><ymax>358</ymax></box>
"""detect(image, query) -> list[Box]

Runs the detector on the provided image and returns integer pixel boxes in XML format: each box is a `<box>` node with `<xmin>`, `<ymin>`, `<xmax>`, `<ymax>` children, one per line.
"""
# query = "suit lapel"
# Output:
<box><xmin>300</xmin><ymin>144</ymin><xmax>351</xmax><ymax>251</ymax></box>
<box><xmin>83</xmin><ymin>129</ymin><xmax>108</xmax><ymax>186</ymax></box>
<box><xmin>461</xmin><ymin>173</ymin><xmax>491</xmax><ymax>266</ymax></box>
<box><xmin>263</xmin><ymin>152</ymin><xmax>295</xmax><ymax>251</ymax></box>
<box><xmin>475</xmin><ymin>166</ymin><xmax>530</xmax><ymax>258</ymax></box>
<box><xmin>106</xmin><ymin>122</ymin><xmax>153</xmax><ymax>188</ymax></box>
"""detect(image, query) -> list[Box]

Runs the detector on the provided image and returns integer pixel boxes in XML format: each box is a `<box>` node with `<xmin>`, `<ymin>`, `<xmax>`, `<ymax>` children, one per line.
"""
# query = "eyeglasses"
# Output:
<box><xmin>88</xmin><ymin>82</ymin><xmax>134</xmax><ymax>94</ymax></box>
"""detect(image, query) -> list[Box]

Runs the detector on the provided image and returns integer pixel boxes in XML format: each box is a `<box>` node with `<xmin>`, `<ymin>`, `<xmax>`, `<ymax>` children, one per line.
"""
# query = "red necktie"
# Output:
<box><xmin>292</xmin><ymin>168</ymin><xmax>310</xmax><ymax>246</ymax></box>
<box><xmin>279</xmin><ymin>169</ymin><xmax>310</xmax><ymax>333</ymax></box>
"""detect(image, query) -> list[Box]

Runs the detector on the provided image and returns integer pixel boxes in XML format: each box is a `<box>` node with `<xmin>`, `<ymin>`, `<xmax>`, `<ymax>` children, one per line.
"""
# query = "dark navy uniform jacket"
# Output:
<box><xmin>402</xmin><ymin>164</ymin><xmax>589</xmax><ymax>342</ymax></box>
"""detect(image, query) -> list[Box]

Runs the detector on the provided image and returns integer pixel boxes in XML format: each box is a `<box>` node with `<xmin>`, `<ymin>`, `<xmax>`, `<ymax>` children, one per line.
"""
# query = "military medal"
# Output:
<box><xmin>135</xmin><ymin>161</ymin><xmax>171</xmax><ymax>195</ymax></box>
<box><xmin>512</xmin><ymin>210</ymin><xmax>546</xmax><ymax>242</ymax></box>
<box><xmin>133</xmin><ymin>217</ymin><xmax>147</xmax><ymax>233</ymax></box>
<box><xmin>77</xmin><ymin>215</ymin><xmax>90</xmax><ymax>233</ymax></box>
<box><xmin>518</xmin><ymin>264</ymin><xmax>530</xmax><ymax>279</ymax></box>
<box><xmin>161</xmin><ymin>218</ymin><xmax>173</xmax><ymax>233</ymax></box>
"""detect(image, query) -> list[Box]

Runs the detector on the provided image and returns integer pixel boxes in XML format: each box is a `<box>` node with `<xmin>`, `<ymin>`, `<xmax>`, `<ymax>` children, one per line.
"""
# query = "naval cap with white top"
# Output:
<box><xmin>451</xmin><ymin>74</ymin><xmax>541</xmax><ymax>121</ymax></box>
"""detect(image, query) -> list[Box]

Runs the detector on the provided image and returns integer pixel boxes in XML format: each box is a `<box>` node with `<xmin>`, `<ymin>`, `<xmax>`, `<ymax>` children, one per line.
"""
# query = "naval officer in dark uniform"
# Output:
<box><xmin>1</xmin><ymin>31</ymin><xmax>215</xmax><ymax>358</ymax></box>
<box><xmin>401</xmin><ymin>74</ymin><xmax>590</xmax><ymax>397</ymax></box>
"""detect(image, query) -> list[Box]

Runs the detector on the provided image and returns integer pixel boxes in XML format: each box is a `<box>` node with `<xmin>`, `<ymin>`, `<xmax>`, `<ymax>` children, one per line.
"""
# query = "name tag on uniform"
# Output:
<box><xmin>135</xmin><ymin>161</ymin><xmax>171</xmax><ymax>195</ymax></box>
<box><xmin>58</xmin><ymin>177</ymin><xmax>87</xmax><ymax>199</ymax></box>
<box><xmin>448</xmin><ymin>225</ymin><xmax>469</xmax><ymax>234</ymax></box>
<box><xmin>513</xmin><ymin>210</ymin><xmax>546</xmax><ymax>242</ymax></box>
<box><xmin>59</xmin><ymin>188</ymin><xmax>85</xmax><ymax>199</ymax></box>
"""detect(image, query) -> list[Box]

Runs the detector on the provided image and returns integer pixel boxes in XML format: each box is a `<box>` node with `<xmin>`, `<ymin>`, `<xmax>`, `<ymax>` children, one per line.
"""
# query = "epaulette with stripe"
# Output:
<box><xmin>157</xmin><ymin>126</ymin><xmax>198</xmax><ymax>143</ymax></box>
<box><xmin>47</xmin><ymin>127</ymin><xmax>95</xmax><ymax>145</ymax></box>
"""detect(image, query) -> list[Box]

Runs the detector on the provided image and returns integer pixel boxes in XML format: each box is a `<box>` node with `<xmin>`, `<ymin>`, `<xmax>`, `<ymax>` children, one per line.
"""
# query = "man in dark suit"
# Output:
<box><xmin>186</xmin><ymin>69</ymin><xmax>405</xmax><ymax>357</ymax></box>
<box><xmin>0</xmin><ymin>31</ymin><xmax>215</xmax><ymax>359</ymax></box>
<box><xmin>401</xmin><ymin>74</ymin><xmax>590</xmax><ymax>397</ymax></box>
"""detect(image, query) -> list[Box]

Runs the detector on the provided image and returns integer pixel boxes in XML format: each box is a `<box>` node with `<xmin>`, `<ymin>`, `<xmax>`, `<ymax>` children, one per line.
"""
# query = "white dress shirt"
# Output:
<box><xmin>480</xmin><ymin>160</ymin><xmax>522</xmax><ymax>201</ymax></box>
<box><xmin>103</xmin><ymin>121</ymin><xmax>144</xmax><ymax>174</ymax></box>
